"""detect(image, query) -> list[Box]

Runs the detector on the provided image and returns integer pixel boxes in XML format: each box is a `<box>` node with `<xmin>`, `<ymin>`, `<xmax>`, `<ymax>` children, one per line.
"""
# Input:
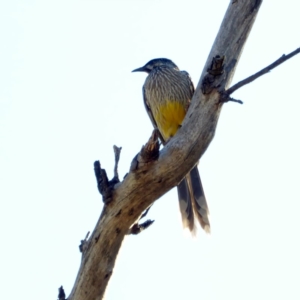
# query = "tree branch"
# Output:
<box><xmin>225</xmin><ymin>47</ymin><xmax>300</xmax><ymax>96</ymax></box>
<box><xmin>67</xmin><ymin>1</ymin><xmax>265</xmax><ymax>300</ymax></box>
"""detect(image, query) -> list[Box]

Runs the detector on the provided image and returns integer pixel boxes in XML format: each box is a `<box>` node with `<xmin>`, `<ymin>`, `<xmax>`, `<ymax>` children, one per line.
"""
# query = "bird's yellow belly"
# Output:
<box><xmin>154</xmin><ymin>101</ymin><xmax>186</xmax><ymax>141</ymax></box>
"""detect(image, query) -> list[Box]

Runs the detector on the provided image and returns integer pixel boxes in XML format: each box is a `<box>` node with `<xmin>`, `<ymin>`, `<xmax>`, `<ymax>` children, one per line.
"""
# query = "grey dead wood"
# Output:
<box><xmin>66</xmin><ymin>1</ymin><xmax>264</xmax><ymax>300</ymax></box>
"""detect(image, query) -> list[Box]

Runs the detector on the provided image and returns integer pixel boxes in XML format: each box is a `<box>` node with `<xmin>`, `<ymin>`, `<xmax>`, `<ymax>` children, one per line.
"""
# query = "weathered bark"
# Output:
<box><xmin>67</xmin><ymin>1</ymin><xmax>263</xmax><ymax>299</ymax></box>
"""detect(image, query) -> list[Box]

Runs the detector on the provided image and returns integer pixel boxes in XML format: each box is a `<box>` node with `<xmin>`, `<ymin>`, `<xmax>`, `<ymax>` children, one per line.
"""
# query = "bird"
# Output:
<box><xmin>132</xmin><ymin>58</ymin><xmax>210</xmax><ymax>234</ymax></box>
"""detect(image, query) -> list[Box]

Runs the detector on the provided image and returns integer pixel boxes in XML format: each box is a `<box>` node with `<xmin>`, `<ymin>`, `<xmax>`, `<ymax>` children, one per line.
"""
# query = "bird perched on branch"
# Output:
<box><xmin>132</xmin><ymin>58</ymin><xmax>210</xmax><ymax>234</ymax></box>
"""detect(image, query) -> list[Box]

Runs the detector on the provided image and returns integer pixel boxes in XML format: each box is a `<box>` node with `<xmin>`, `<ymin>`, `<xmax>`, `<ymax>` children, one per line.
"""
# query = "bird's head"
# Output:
<box><xmin>132</xmin><ymin>58</ymin><xmax>179</xmax><ymax>74</ymax></box>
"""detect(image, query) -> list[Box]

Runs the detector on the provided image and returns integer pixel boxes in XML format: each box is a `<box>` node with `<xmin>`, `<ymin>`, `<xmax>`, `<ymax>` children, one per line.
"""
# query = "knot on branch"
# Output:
<box><xmin>201</xmin><ymin>55</ymin><xmax>225</xmax><ymax>94</ymax></box>
<box><xmin>94</xmin><ymin>145</ymin><xmax>122</xmax><ymax>204</ymax></box>
<box><xmin>58</xmin><ymin>286</ymin><xmax>66</xmax><ymax>300</ymax></box>
<box><xmin>79</xmin><ymin>231</ymin><xmax>90</xmax><ymax>254</ymax></box>
<box><xmin>130</xmin><ymin>130</ymin><xmax>160</xmax><ymax>171</ymax></box>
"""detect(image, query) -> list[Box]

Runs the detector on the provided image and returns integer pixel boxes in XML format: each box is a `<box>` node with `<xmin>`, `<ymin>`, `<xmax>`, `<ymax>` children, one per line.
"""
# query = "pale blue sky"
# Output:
<box><xmin>1</xmin><ymin>1</ymin><xmax>300</xmax><ymax>300</ymax></box>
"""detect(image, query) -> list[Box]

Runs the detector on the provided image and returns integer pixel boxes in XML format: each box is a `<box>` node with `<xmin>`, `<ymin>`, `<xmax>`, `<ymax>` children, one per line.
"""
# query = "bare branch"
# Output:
<box><xmin>67</xmin><ymin>2</ymin><xmax>267</xmax><ymax>300</ymax></box>
<box><xmin>226</xmin><ymin>47</ymin><xmax>300</xmax><ymax>95</ymax></box>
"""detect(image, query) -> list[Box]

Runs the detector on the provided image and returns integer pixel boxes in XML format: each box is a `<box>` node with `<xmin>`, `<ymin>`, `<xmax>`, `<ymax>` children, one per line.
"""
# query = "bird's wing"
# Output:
<box><xmin>142</xmin><ymin>86</ymin><xmax>166</xmax><ymax>144</ymax></box>
<box><xmin>181</xmin><ymin>70</ymin><xmax>195</xmax><ymax>107</ymax></box>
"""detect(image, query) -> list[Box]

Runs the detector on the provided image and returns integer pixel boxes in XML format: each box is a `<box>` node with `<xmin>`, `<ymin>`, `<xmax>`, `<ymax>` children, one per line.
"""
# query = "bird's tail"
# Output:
<box><xmin>177</xmin><ymin>165</ymin><xmax>210</xmax><ymax>234</ymax></box>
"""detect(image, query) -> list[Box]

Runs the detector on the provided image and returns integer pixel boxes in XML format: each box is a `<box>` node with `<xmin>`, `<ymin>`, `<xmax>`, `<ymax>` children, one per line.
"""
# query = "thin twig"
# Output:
<box><xmin>128</xmin><ymin>205</ymin><xmax>154</xmax><ymax>235</ymax></box>
<box><xmin>226</xmin><ymin>47</ymin><xmax>300</xmax><ymax>95</ymax></box>
<box><xmin>140</xmin><ymin>205</ymin><xmax>153</xmax><ymax>220</ymax></box>
<box><xmin>128</xmin><ymin>219</ymin><xmax>155</xmax><ymax>235</ymax></box>
<box><xmin>228</xmin><ymin>97</ymin><xmax>243</xmax><ymax>104</ymax></box>
<box><xmin>113</xmin><ymin>145</ymin><xmax>122</xmax><ymax>181</ymax></box>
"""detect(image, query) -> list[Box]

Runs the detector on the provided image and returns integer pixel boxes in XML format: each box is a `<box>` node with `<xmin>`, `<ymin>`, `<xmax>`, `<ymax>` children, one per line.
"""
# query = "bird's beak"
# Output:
<box><xmin>132</xmin><ymin>66</ymin><xmax>146</xmax><ymax>73</ymax></box>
